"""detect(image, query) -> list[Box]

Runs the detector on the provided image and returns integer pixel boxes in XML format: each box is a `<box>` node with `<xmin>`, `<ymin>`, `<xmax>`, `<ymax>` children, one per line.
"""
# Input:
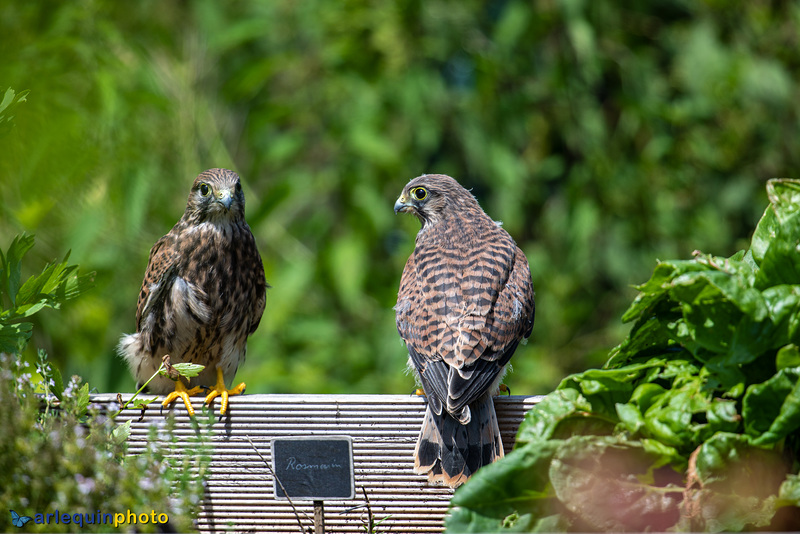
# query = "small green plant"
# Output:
<box><xmin>115</xmin><ymin>355</ymin><xmax>206</xmax><ymax>417</ymax></box>
<box><xmin>0</xmin><ymin>233</ymin><xmax>94</xmax><ymax>353</ymax></box>
<box><xmin>0</xmin><ymin>86</ymin><xmax>29</xmax><ymax>137</ymax></box>
<box><xmin>446</xmin><ymin>179</ymin><xmax>800</xmax><ymax>532</ymax></box>
<box><xmin>0</xmin><ymin>234</ymin><xmax>212</xmax><ymax>532</ymax></box>
<box><xmin>1</xmin><ymin>351</ymin><xmax>212</xmax><ymax>532</ymax></box>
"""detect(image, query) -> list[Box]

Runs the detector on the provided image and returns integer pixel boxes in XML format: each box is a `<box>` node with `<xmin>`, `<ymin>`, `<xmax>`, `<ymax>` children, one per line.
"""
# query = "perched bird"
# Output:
<box><xmin>118</xmin><ymin>168</ymin><xmax>267</xmax><ymax>416</ymax></box>
<box><xmin>394</xmin><ymin>174</ymin><xmax>535</xmax><ymax>488</ymax></box>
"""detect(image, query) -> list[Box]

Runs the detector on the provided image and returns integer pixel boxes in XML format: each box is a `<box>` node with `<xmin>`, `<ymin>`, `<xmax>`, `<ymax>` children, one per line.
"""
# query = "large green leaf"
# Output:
<box><xmin>688</xmin><ymin>433</ymin><xmax>789</xmax><ymax>531</ymax></box>
<box><xmin>604</xmin><ymin>316</ymin><xmax>679</xmax><ymax>369</ymax></box>
<box><xmin>766</xmin><ymin>179</ymin><xmax>800</xmax><ymax>222</ymax></box>
<box><xmin>744</xmin><ymin>367</ymin><xmax>800</xmax><ymax>445</ymax></box>
<box><xmin>776</xmin><ymin>344</ymin><xmax>800</xmax><ymax>371</ymax></box>
<box><xmin>621</xmin><ymin>260</ymin><xmax>706</xmax><ymax>323</ymax></box>
<box><xmin>778</xmin><ymin>474</ymin><xmax>800</xmax><ymax>507</ymax></box>
<box><xmin>695</xmin><ymin>433</ymin><xmax>787</xmax><ymax>491</ymax></box>
<box><xmin>680</xmin><ymin>490</ymin><xmax>778</xmax><ymax>532</ymax></box>
<box><xmin>548</xmin><ymin>435</ymin><xmax>682</xmax><ymax>531</ymax></box>
<box><xmin>557</xmin><ymin>359</ymin><xmax>666</xmax><ymax>418</ymax></box>
<box><xmin>447</xmin><ymin>440</ymin><xmax>564</xmax><ymax>527</ymax></box>
<box><xmin>756</xmin><ymin>212</ymin><xmax>800</xmax><ymax>289</ymax></box>
<box><xmin>751</xmin><ymin>204</ymin><xmax>778</xmax><ymax>265</ymax></box>
<box><xmin>514</xmin><ymin>389</ymin><xmax>593</xmax><ymax>446</ymax></box>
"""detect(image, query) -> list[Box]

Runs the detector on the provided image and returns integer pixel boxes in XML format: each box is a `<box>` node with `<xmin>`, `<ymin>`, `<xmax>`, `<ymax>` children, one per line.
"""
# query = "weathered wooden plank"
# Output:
<box><xmin>91</xmin><ymin>394</ymin><xmax>540</xmax><ymax>533</ymax></box>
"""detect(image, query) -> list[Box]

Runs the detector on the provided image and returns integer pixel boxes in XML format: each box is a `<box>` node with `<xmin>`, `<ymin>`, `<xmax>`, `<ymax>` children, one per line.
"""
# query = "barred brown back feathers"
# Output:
<box><xmin>394</xmin><ymin>174</ymin><xmax>535</xmax><ymax>487</ymax></box>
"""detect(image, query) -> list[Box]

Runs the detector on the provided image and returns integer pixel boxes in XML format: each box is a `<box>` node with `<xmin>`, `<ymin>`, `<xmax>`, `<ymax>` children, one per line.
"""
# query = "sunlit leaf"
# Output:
<box><xmin>169</xmin><ymin>362</ymin><xmax>205</xmax><ymax>379</ymax></box>
<box><xmin>111</xmin><ymin>419</ymin><xmax>132</xmax><ymax>446</ymax></box>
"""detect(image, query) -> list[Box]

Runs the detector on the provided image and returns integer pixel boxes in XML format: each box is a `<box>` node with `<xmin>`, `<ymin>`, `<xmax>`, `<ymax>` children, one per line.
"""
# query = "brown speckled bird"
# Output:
<box><xmin>394</xmin><ymin>174</ymin><xmax>535</xmax><ymax>488</ymax></box>
<box><xmin>118</xmin><ymin>168</ymin><xmax>267</xmax><ymax>416</ymax></box>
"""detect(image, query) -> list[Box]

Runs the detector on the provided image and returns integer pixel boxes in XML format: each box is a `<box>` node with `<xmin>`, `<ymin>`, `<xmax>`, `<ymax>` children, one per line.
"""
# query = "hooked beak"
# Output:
<box><xmin>394</xmin><ymin>195</ymin><xmax>411</xmax><ymax>214</ymax></box>
<box><xmin>215</xmin><ymin>189</ymin><xmax>233</xmax><ymax>210</ymax></box>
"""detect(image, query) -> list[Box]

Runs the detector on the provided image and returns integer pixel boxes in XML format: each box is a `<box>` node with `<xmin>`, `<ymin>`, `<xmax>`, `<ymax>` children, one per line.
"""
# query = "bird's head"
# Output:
<box><xmin>394</xmin><ymin>174</ymin><xmax>479</xmax><ymax>226</ymax></box>
<box><xmin>185</xmin><ymin>168</ymin><xmax>247</xmax><ymax>224</ymax></box>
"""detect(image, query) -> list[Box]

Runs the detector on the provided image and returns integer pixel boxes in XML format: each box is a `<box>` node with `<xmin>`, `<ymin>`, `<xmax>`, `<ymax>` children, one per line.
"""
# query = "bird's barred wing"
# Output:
<box><xmin>444</xmin><ymin>243</ymin><xmax>535</xmax><ymax>414</ymax></box>
<box><xmin>395</xmin><ymin>250</ymin><xmax>421</xmax><ymax>347</ymax></box>
<box><xmin>135</xmin><ymin>232</ymin><xmax>212</xmax><ymax>354</ymax></box>
<box><xmin>241</xmin><ymin>225</ymin><xmax>268</xmax><ymax>336</ymax></box>
<box><xmin>484</xmin><ymin>244</ymin><xmax>535</xmax><ymax>354</ymax></box>
<box><xmin>437</xmin><ymin>242</ymin><xmax>534</xmax><ymax>414</ymax></box>
<box><xmin>136</xmin><ymin>234</ymin><xmax>178</xmax><ymax>330</ymax></box>
<box><xmin>396</xmin><ymin>251</ymin><xmax>445</xmax><ymax>415</ymax></box>
<box><xmin>248</xmin><ymin>282</ymin><xmax>267</xmax><ymax>336</ymax></box>
<box><xmin>398</xmin><ymin>233</ymin><xmax>534</xmax><ymax>421</ymax></box>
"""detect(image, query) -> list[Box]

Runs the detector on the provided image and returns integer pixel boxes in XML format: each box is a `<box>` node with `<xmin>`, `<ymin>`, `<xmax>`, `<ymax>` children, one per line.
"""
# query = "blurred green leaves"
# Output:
<box><xmin>2</xmin><ymin>1</ymin><xmax>800</xmax><ymax>395</ymax></box>
<box><xmin>447</xmin><ymin>179</ymin><xmax>800</xmax><ymax>531</ymax></box>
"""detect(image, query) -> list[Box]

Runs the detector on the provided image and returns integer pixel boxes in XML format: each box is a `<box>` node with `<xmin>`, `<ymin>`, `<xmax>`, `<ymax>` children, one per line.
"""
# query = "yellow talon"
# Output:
<box><xmin>204</xmin><ymin>367</ymin><xmax>245</xmax><ymax>415</ymax></box>
<box><xmin>499</xmin><ymin>383</ymin><xmax>511</xmax><ymax>396</ymax></box>
<box><xmin>161</xmin><ymin>380</ymin><xmax>203</xmax><ymax>416</ymax></box>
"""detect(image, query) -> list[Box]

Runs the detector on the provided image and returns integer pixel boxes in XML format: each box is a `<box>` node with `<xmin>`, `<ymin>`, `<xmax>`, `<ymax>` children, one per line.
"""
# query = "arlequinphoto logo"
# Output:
<box><xmin>8</xmin><ymin>509</ymin><xmax>170</xmax><ymax>529</ymax></box>
<box><xmin>10</xmin><ymin>511</ymin><xmax>32</xmax><ymax>528</ymax></box>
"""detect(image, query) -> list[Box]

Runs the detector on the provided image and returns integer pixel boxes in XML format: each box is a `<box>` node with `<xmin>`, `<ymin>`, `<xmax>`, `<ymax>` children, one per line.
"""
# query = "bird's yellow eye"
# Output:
<box><xmin>411</xmin><ymin>187</ymin><xmax>428</xmax><ymax>201</ymax></box>
<box><xmin>199</xmin><ymin>183</ymin><xmax>211</xmax><ymax>196</ymax></box>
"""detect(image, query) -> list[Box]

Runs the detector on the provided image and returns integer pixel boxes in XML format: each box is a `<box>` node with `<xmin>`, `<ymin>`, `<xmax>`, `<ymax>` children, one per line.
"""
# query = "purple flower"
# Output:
<box><xmin>75</xmin><ymin>474</ymin><xmax>96</xmax><ymax>495</ymax></box>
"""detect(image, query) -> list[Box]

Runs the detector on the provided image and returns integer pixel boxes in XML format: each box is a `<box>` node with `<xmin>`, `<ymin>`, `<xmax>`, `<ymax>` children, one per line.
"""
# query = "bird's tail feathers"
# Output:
<box><xmin>116</xmin><ymin>333</ymin><xmax>166</xmax><ymax>391</ymax></box>
<box><xmin>414</xmin><ymin>395</ymin><xmax>503</xmax><ymax>488</ymax></box>
<box><xmin>117</xmin><ymin>333</ymin><xmax>141</xmax><ymax>368</ymax></box>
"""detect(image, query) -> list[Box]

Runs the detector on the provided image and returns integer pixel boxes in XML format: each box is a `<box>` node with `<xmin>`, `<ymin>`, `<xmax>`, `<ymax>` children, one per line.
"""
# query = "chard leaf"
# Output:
<box><xmin>558</xmin><ymin>359</ymin><xmax>664</xmax><ymax>417</ymax></box>
<box><xmin>548</xmin><ymin>435</ymin><xmax>682</xmax><ymax>531</ymax></box>
<box><xmin>756</xmin><ymin>212</ymin><xmax>800</xmax><ymax>288</ymax></box>
<box><xmin>622</xmin><ymin>259</ymin><xmax>705</xmax><ymax>323</ymax></box>
<box><xmin>776</xmin><ymin>344</ymin><xmax>800</xmax><ymax>371</ymax></box>
<box><xmin>695</xmin><ymin>433</ymin><xmax>787</xmax><ymax>492</ymax></box>
<box><xmin>680</xmin><ymin>491</ymin><xmax>778</xmax><ymax>532</ymax></box>
<box><xmin>515</xmin><ymin>389</ymin><xmax>592</xmax><ymax>446</ymax></box>
<box><xmin>630</xmin><ymin>382</ymin><xmax>666</xmax><ymax>410</ymax></box>
<box><xmin>766</xmin><ymin>179</ymin><xmax>800</xmax><ymax>221</ymax></box>
<box><xmin>449</xmin><ymin>440</ymin><xmax>563</xmax><ymax>521</ymax></box>
<box><xmin>751</xmin><ymin>204</ymin><xmax>777</xmax><ymax>265</ymax></box>
<box><xmin>744</xmin><ymin>367</ymin><xmax>800</xmax><ymax>445</ymax></box>
<box><xmin>690</xmin><ymin>433</ymin><xmax>788</xmax><ymax>530</ymax></box>
<box><xmin>778</xmin><ymin>474</ymin><xmax>800</xmax><ymax>507</ymax></box>
<box><xmin>616</xmin><ymin>402</ymin><xmax>645</xmax><ymax>434</ymax></box>
<box><xmin>604</xmin><ymin>315</ymin><xmax>678</xmax><ymax>368</ymax></box>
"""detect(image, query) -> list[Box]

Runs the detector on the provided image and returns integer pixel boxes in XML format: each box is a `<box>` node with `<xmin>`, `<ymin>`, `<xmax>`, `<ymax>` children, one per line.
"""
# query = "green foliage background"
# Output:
<box><xmin>1</xmin><ymin>1</ymin><xmax>799</xmax><ymax>395</ymax></box>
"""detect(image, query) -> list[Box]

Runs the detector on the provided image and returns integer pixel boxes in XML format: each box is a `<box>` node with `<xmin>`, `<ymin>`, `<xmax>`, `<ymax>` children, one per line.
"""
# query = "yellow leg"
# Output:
<box><xmin>204</xmin><ymin>367</ymin><xmax>245</xmax><ymax>415</ymax></box>
<box><xmin>161</xmin><ymin>380</ymin><xmax>203</xmax><ymax>417</ymax></box>
<box><xmin>499</xmin><ymin>383</ymin><xmax>511</xmax><ymax>395</ymax></box>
